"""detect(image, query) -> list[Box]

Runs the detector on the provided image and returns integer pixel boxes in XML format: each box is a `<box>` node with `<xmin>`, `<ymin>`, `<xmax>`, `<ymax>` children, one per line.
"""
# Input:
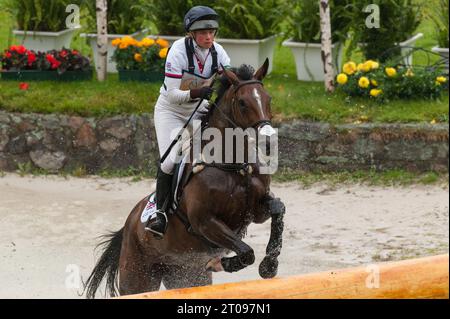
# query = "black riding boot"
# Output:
<box><xmin>145</xmin><ymin>167</ymin><xmax>173</xmax><ymax>239</ymax></box>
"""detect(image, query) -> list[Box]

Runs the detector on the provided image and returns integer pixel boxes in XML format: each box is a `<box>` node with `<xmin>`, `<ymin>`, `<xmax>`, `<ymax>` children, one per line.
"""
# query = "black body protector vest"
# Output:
<box><xmin>164</xmin><ymin>37</ymin><xmax>219</xmax><ymax>91</ymax></box>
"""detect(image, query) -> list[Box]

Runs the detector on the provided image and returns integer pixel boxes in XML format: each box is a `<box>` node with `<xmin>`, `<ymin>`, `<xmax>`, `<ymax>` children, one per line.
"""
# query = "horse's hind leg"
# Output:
<box><xmin>162</xmin><ymin>265</ymin><xmax>212</xmax><ymax>290</ymax></box>
<box><xmin>119</xmin><ymin>262</ymin><xmax>163</xmax><ymax>296</ymax></box>
<box><xmin>193</xmin><ymin>217</ymin><xmax>255</xmax><ymax>273</ymax></box>
<box><xmin>118</xmin><ymin>233</ymin><xmax>163</xmax><ymax>295</ymax></box>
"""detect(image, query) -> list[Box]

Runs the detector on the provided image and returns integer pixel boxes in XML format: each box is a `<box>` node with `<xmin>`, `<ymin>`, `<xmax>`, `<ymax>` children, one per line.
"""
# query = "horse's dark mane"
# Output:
<box><xmin>215</xmin><ymin>64</ymin><xmax>255</xmax><ymax>103</ymax></box>
<box><xmin>204</xmin><ymin>64</ymin><xmax>256</xmax><ymax>126</ymax></box>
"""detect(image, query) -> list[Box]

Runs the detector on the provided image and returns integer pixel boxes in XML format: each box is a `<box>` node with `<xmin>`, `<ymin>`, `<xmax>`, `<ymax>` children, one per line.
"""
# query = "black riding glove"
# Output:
<box><xmin>190</xmin><ymin>86</ymin><xmax>214</xmax><ymax>100</ymax></box>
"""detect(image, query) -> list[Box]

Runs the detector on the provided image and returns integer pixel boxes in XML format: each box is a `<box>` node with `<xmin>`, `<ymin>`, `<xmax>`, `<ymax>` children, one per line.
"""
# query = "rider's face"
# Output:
<box><xmin>193</xmin><ymin>29</ymin><xmax>216</xmax><ymax>49</ymax></box>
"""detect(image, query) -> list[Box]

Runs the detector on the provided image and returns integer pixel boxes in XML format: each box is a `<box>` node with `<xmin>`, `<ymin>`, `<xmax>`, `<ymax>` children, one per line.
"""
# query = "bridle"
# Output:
<box><xmin>213</xmin><ymin>79</ymin><xmax>272</xmax><ymax>130</ymax></box>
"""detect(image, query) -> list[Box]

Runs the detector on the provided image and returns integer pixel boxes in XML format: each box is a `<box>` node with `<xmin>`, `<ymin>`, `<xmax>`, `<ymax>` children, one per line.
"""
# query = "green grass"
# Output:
<box><xmin>272</xmin><ymin>168</ymin><xmax>449</xmax><ymax>188</ymax></box>
<box><xmin>0</xmin><ymin>73</ymin><xmax>160</xmax><ymax>116</ymax></box>
<box><xmin>0</xmin><ymin>72</ymin><xmax>447</xmax><ymax>123</ymax></box>
<box><xmin>266</xmin><ymin>72</ymin><xmax>448</xmax><ymax>123</ymax></box>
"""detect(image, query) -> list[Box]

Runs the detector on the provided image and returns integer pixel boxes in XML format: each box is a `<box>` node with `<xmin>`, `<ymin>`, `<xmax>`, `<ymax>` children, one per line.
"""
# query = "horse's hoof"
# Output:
<box><xmin>259</xmin><ymin>256</ymin><xmax>278</xmax><ymax>279</ymax></box>
<box><xmin>206</xmin><ymin>257</ymin><xmax>224</xmax><ymax>272</ymax></box>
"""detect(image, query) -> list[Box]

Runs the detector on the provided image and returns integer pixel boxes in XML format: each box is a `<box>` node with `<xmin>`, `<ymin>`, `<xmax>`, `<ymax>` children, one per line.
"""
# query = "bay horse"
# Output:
<box><xmin>83</xmin><ymin>59</ymin><xmax>285</xmax><ymax>298</ymax></box>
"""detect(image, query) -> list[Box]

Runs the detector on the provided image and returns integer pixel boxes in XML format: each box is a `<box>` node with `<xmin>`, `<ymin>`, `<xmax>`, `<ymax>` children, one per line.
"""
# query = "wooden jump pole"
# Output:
<box><xmin>119</xmin><ymin>254</ymin><xmax>449</xmax><ymax>299</ymax></box>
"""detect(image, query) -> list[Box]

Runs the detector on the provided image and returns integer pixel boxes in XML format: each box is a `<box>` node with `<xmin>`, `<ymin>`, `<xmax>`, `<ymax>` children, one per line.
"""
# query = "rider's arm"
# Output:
<box><xmin>162</xmin><ymin>42</ymin><xmax>192</xmax><ymax>104</ymax></box>
<box><xmin>164</xmin><ymin>77</ymin><xmax>192</xmax><ymax>104</ymax></box>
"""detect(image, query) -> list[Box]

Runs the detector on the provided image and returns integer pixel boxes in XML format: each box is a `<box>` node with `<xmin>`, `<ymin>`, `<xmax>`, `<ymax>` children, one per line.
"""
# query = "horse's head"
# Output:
<box><xmin>218</xmin><ymin>59</ymin><xmax>277</xmax><ymax>157</ymax></box>
<box><xmin>220</xmin><ymin>58</ymin><xmax>273</xmax><ymax>131</ymax></box>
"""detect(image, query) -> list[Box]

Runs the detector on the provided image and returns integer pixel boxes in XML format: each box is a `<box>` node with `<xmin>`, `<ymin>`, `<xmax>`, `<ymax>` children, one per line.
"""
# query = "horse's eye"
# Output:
<box><xmin>239</xmin><ymin>99</ymin><xmax>246</xmax><ymax>108</ymax></box>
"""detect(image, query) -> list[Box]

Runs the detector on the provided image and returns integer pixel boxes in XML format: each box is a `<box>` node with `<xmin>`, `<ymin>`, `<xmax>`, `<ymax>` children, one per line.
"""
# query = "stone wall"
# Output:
<box><xmin>0</xmin><ymin>111</ymin><xmax>448</xmax><ymax>173</ymax></box>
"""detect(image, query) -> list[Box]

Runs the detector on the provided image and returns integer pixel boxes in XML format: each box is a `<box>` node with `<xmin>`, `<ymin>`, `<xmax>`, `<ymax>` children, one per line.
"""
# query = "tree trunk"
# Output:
<box><xmin>96</xmin><ymin>0</ymin><xmax>108</xmax><ymax>82</ymax></box>
<box><xmin>319</xmin><ymin>0</ymin><xmax>335</xmax><ymax>92</ymax></box>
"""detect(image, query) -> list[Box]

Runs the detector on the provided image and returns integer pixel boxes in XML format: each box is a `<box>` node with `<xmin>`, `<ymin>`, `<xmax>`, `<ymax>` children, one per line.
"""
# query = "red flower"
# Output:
<box><xmin>19</xmin><ymin>82</ymin><xmax>29</xmax><ymax>90</ymax></box>
<box><xmin>15</xmin><ymin>45</ymin><xmax>27</xmax><ymax>55</ymax></box>
<box><xmin>72</xmin><ymin>50</ymin><xmax>79</xmax><ymax>55</ymax></box>
<box><xmin>10</xmin><ymin>45</ymin><xmax>27</xmax><ymax>55</ymax></box>
<box><xmin>27</xmin><ymin>51</ymin><xmax>36</xmax><ymax>65</ymax></box>
<box><xmin>52</xmin><ymin>61</ymin><xmax>61</xmax><ymax>69</ymax></box>
<box><xmin>59</xmin><ymin>50</ymin><xmax>68</xmax><ymax>58</ymax></box>
<box><xmin>5</xmin><ymin>52</ymin><xmax>12</xmax><ymax>59</ymax></box>
<box><xmin>46</xmin><ymin>54</ymin><xmax>61</xmax><ymax>69</ymax></box>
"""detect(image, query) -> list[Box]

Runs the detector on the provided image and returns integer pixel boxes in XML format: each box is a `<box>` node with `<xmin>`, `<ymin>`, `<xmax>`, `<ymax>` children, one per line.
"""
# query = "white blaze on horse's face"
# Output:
<box><xmin>252</xmin><ymin>87</ymin><xmax>265</xmax><ymax>120</ymax></box>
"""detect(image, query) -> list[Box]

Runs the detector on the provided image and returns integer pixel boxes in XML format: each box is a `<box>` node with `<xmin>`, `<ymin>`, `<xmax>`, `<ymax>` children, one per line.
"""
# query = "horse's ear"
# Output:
<box><xmin>254</xmin><ymin>58</ymin><xmax>269</xmax><ymax>81</ymax></box>
<box><xmin>221</xmin><ymin>64</ymin><xmax>240</xmax><ymax>86</ymax></box>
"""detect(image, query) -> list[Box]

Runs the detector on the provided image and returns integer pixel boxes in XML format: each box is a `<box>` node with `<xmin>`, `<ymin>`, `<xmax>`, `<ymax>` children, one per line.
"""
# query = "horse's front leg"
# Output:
<box><xmin>258</xmin><ymin>195</ymin><xmax>286</xmax><ymax>279</ymax></box>
<box><xmin>192</xmin><ymin>216</ymin><xmax>255</xmax><ymax>273</ymax></box>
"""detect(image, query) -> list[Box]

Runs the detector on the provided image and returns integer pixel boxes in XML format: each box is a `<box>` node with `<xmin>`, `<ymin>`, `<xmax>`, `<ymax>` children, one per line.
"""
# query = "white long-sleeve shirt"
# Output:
<box><xmin>156</xmin><ymin>37</ymin><xmax>231</xmax><ymax>116</ymax></box>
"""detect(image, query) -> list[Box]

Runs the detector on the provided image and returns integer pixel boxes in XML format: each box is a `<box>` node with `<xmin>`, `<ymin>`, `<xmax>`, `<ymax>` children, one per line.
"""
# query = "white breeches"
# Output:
<box><xmin>154</xmin><ymin>96</ymin><xmax>208</xmax><ymax>174</ymax></box>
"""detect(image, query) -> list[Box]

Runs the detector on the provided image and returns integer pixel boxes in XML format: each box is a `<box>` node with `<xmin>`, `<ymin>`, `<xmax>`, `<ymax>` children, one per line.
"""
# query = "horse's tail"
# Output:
<box><xmin>83</xmin><ymin>227</ymin><xmax>124</xmax><ymax>299</ymax></box>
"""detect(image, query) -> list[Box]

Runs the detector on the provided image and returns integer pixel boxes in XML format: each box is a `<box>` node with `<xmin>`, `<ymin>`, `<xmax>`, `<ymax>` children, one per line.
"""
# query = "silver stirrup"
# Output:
<box><xmin>144</xmin><ymin>210</ymin><xmax>168</xmax><ymax>236</ymax></box>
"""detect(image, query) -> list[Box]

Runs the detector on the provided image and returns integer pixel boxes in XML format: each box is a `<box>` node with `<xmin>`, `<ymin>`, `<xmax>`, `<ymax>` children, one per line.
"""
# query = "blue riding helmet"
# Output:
<box><xmin>184</xmin><ymin>6</ymin><xmax>219</xmax><ymax>32</ymax></box>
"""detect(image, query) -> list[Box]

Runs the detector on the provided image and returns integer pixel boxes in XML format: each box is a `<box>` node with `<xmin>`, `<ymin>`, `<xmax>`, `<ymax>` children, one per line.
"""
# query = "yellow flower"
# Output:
<box><xmin>336</xmin><ymin>73</ymin><xmax>348</xmax><ymax>85</ymax></box>
<box><xmin>121</xmin><ymin>36</ymin><xmax>138</xmax><ymax>47</ymax></box>
<box><xmin>430</xmin><ymin>119</ymin><xmax>437</xmax><ymax>124</ymax></box>
<box><xmin>436</xmin><ymin>76</ymin><xmax>447</xmax><ymax>83</ymax></box>
<box><xmin>121</xmin><ymin>36</ymin><xmax>132</xmax><ymax>44</ymax></box>
<box><xmin>367</xmin><ymin>60</ymin><xmax>379</xmax><ymax>70</ymax></box>
<box><xmin>360</xmin><ymin>115</ymin><xmax>369</xmax><ymax>122</ymax></box>
<box><xmin>385</xmin><ymin>67</ymin><xmax>397</xmax><ymax>77</ymax></box>
<box><xmin>134</xmin><ymin>53</ymin><xmax>143</xmax><ymax>62</ymax></box>
<box><xmin>119</xmin><ymin>42</ymin><xmax>129</xmax><ymax>49</ymax></box>
<box><xmin>435</xmin><ymin>81</ymin><xmax>442</xmax><ymax>86</ymax></box>
<box><xmin>371</xmin><ymin>79</ymin><xmax>378</xmax><ymax>86</ymax></box>
<box><xmin>156</xmin><ymin>38</ymin><xmax>169</xmax><ymax>48</ymax></box>
<box><xmin>140</xmin><ymin>38</ymin><xmax>155</xmax><ymax>47</ymax></box>
<box><xmin>159</xmin><ymin>47</ymin><xmax>169</xmax><ymax>59</ymax></box>
<box><xmin>370</xmin><ymin>88</ymin><xmax>383</xmax><ymax>97</ymax></box>
<box><xmin>343</xmin><ymin>61</ymin><xmax>357</xmax><ymax>75</ymax></box>
<box><xmin>360</xmin><ymin>61</ymin><xmax>372</xmax><ymax>72</ymax></box>
<box><xmin>358</xmin><ymin>76</ymin><xmax>370</xmax><ymax>88</ymax></box>
<box><xmin>404</xmin><ymin>68</ymin><xmax>414</xmax><ymax>77</ymax></box>
<box><xmin>357</xmin><ymin>63</ymin><xmax>364</xmax><ymax>72</ymax></box>
<box><xmin>111</xmin><ymin>38</ymin><xmax>121</xmax><ymax>47</ymax></box>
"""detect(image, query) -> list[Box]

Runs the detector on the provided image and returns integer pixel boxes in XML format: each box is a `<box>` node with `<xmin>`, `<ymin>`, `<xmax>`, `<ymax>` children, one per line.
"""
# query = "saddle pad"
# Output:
<box><xmin>140</xmin><ymin>192</ymin><xmax>157</xmax><ymax>223</ymax></box>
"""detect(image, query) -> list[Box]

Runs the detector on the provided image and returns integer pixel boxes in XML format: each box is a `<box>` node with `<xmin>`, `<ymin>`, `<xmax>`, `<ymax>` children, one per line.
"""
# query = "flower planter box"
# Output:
<box><xmin>282</xmin><ymin>38</ymin><xmax>344</xmax><ymax>81</ymax></box>
<box><xmin>397</xmin><ymin>33</ymin><xmax>424</xmax><ymax>66</ymax></box>
<box><xmin>13</xmin><ymin>27</ymin><xmax>80</xmax><ymax>52</ymax></box>
<box><xmin>80</xmin><ymin>29</ymin><xmax>148</xmax><ymax>73</ymax></box>
<box><xmin>432</xmin><ymin>46</ymin><xmax>449</xmax><ymax>75</ymax></box>
<box><xmin>118</xmin><ymin>70</ymin><xmax>164</xmax><ymax>83</ymax></box>
<box><xmin>147</xmin><ymin>35</ymin><xmax>183</xmax><ymax>47</ymax></box>
<box><xmin>216</xmin><ymin>35</ymin><xmax>278</xmax><ymax>74</ymax></box>
<box><xmin>0</xmin><ymin>69</ymin><xmax>93</xmax><ymax>81</ymax></box>
<box><xmin>145</xmin><ymin>35</ymin><xmax>278</xmax><ymax>74</ymax></box>
<box><xmin>358</xmin><ymin>33</ymin><xmax>424</xmax><ymax>66</ymax></box>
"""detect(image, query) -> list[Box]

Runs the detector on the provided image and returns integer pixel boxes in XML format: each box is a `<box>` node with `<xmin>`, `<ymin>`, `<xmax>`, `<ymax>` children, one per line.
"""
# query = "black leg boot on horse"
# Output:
<box><xmin>145</xmin><ymin>167</ymin><xmax>173</xmax><ymax>239</ymax></box>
